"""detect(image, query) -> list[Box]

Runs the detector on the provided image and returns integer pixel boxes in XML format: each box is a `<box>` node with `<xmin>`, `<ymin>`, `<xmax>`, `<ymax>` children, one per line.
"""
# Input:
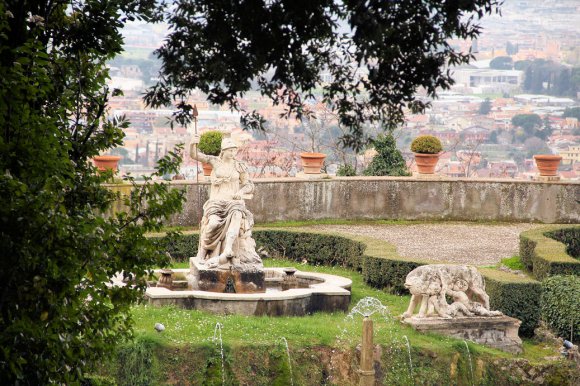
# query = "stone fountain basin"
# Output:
<box><xmin>145</xmin><ymin>268</ymin><xmax>352</xmax><ymax>317</ymax></box>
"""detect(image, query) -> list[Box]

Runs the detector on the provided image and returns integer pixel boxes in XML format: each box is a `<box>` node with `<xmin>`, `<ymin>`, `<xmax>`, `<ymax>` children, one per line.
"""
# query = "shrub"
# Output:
<box><xmin>363</xmin><ymin>134</ymin><xmax>411</xmax><ymax>176</ymax></box>
<box><xmin>336</xmin><ymin>164</ymin><xmax>356</xmax><ymax>176</ymax></box>
<box><xmin>519</xmin><ymin>226</ymin><xmax>580</xmax><ymax>280</ymax></box>
<box><xmin>541</xmin><ymin>275</ymin><xmax>580</xmax><ymax>342</ymax></box>
<box><xmin>410</xmin><ymin>135</ymin><xmax>443</xmax><ymax>154</ymax></box>
<box><xmin>481</xmin><ymin>268</ymin><xmax>542</xmax><ymax>337</ymax></box>
<box><xmin>198</xmin><ymin>130</ymin><xmax>223</xmax><ymax>156</ymax></box>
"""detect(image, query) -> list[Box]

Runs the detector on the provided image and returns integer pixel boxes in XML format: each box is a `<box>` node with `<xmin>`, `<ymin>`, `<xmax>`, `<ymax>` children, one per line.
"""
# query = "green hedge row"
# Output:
<box><xmin>519</xmin><ymin>225</ymin><xmax>580</xmax><ymax>281</ymax></box>
<box><xmin>253</xmin><ymin>230</ymin><xmax>366</xmax><ymax>269</ymax></box>
<box><xmin>480</xmin><ymin>268</ymin><xmax>542</xmax><ymax>337</ymax></box>
<box><xmin>545</xmin><ymin>227</ymin><xmax>580</xmax><ymax>259</ymax></box>
<box><xmin>541</xmin><ymin>275</ymin><xmax>580</xmax><ymax>343</ymax></box>
<box><xmin>150</xmin><ymin>228</ymin><xmax>542</xmax><ymax>336</ymax></box>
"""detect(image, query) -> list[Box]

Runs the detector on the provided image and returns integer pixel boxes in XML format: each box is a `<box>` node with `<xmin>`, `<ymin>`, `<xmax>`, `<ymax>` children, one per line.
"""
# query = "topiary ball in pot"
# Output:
<box><xmin>410</xmin><ymin>135</ymin><xmax>443</xmax><ymax>174</ymax></box>
<box><xmin>198</xmin><ymin>130</ymin><xmax>223</xmax><ymax>156</ymax></box>
<box><xmin>410</xmin><ymin>135</ymin><xmax>443</xmax><ymax>154</ymax></box>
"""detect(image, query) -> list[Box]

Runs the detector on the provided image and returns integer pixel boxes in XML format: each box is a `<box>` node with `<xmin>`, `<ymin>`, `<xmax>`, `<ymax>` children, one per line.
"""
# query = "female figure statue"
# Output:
<box><xmin>189</xmin><ymin>135</ymin><xmax>262</xmax><ymax>270</ymax></box>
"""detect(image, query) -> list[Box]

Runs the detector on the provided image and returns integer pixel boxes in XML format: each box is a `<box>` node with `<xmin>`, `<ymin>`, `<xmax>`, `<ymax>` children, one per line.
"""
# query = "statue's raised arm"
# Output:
<box><xmin>189</xmin><ymin>134</ymin><xmax>217</xmax><ymax>165</ymax></box>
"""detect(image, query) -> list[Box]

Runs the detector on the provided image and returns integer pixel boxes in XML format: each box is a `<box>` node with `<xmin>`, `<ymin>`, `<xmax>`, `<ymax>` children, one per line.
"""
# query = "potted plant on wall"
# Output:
<box><xmin>300</xmin><ymin>151</ymin><xmax>327</xmax><ymax>174</ymax></box>
<box><xmin>410</xmin><ymin>135</ymin><xmax>443</xmax><ymax>174</ymax></box>
<box><xmin>533</xmin><ymin>153</ymin><xmax>562</xmax><ymax>177</ymax></box>
<box><xmin>197</xmin><ymin>130</ymin><xmax>223</xmax><ymax>176</ymax></box>
<box><xmin>92</xmin><ymin>154</ymin><xmax>122</xmax><ymax>173</ymax></box>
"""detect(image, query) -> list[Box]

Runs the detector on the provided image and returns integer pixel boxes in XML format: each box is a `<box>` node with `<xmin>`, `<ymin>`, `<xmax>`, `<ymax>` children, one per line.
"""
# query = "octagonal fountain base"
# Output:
<box><xmin>145</xmin><ymin>268</ymin><xmax>352</xmax><ymax>316</ymax></box>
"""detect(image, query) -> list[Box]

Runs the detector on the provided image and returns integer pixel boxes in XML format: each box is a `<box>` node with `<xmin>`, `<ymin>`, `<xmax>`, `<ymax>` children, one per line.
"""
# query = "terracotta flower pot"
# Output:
<box><xmin>300</xmin><ymin>152</ymin><xmax>326</xmax><ymax>174</ymax></box>
<box><xmin>201</xmin><ymin>162</ymin><xmax>213</xmax><ymax>176</ymax></box>
<box><xmin>414</xmin><ymin>153</ymin><xmax>441</xmax><ymax>174</ymax></box>
<box><xmin>92</xmin><ymin>155</ymin><xmax>122</xmax><ymax>173</ymax></box>
<box><xmin>534</xmin><ymin>155</ymin><xmax>562</xmax><ymax>176</ymax></box>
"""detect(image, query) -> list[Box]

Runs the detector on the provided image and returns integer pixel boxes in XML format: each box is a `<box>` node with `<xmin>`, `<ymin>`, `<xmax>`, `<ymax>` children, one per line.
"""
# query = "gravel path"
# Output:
<box><xmin>307</xmin><ymin>223</ymin><xmax>543</xmax><ymax>266</ymax></box>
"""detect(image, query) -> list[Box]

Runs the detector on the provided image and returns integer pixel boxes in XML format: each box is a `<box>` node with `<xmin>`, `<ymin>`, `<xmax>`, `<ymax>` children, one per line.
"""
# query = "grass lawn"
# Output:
<box><xmin>131</xmin><ymin>257</ymin><xmax>554</xmax><ymax>363</ymax></box>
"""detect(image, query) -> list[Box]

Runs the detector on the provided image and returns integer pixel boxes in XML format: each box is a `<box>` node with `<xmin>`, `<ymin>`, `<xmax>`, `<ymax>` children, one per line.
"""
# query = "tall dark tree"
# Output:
<box><xmin>146</xmin><ymin>0</ymin><xmax>501</xmax><ymax>151</ymax></box>
<box><xmin>0</xmin><ymin>1</ymin><xmax>184</xmax><ymax>384</ymax></box>
<box><xmin>479</xmin><ymin>98</ymin><xmax>492</xmax><ymax>115</ymax></box>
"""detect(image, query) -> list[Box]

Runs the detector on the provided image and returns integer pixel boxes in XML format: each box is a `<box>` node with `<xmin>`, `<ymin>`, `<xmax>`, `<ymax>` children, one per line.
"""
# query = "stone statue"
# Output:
<box><xmin>402</xmin><ymin>264</ymin><xmax>500</xmax><ymax>319</ymax></box>
<box><xmin>189</xmin><ymin>135</ymin><xmax>263</xmax><ymax>271</ymax></box>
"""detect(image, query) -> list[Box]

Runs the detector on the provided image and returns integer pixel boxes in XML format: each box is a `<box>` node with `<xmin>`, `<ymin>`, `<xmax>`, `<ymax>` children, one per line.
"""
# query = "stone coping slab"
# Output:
<box><xmin>144</xmin><ymin>268</ymin><xmax>352</xmax><ymax>316</ymax></box>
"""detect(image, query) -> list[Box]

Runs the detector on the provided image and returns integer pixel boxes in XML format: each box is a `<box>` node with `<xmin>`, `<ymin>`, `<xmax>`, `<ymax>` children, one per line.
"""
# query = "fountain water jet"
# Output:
<box><xmin>213</xmin><ymin>322</ymin><xmax>225</xmax><ymax>386</ymax></box>
<box><xmin>280</xmin><ymin>337</ymin><xmax>294</xmax><ymax>386</ymax></box>
<box><xmin>463</xmin><ymin>340</ymin><xmax>474</xmax><ymax>386</ymax></box>
<box><xmin>403</xmin><ymin>335</ymin><xmax>414</xmax><ymax>385</ymax></box>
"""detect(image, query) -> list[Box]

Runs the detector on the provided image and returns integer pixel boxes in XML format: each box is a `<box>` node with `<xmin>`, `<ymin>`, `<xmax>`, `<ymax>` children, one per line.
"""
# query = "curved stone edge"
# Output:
<box><xmin>144</xmin><ymin>268</ymin><xmax>352</xmax><ymax>316</ymax></box>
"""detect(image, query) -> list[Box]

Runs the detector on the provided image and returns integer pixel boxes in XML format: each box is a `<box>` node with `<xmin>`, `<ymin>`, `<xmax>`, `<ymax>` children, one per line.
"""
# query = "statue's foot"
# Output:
<box><xmin>402</xmin><ymin>311</ymin><xmax>412</xmax><ymax>318</ymax></box>
<box><xmin>205</xmin><ymin>256</ymin><xmax>220</xmax><ymax>269</ymax></box>
<box><xmin>218</xmin><ymin>249</ymin><xmax>234</xmax><ymax>261</ymax></box>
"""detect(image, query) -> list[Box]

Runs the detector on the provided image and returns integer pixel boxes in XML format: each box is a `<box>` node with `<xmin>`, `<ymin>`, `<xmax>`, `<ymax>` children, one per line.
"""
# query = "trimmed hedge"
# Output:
<box><xmin>541</xmin><ymin>275</ymin><xmax>580</xmax><ymax>342</ymax></box>
<box><xmin>519</xmin><ymin>225</ymin><xmax>580</xmax><ymax>281</ymax></box>
<box><xmin>254</xmin><ymin>230</ymin><xmax>366</xmax><ymax>269</ymax></box>
<box><xmin>151</xmin><ymin>232</ymin><xmax>199</xmax><ymax>263</ymax></box>
<box><xmin>545</xmin><ymin>227</ymin><xmax>580</xmax><ymax>259</ymax></box>
<box><xmin>480</xmin><ymin>268</ymin><xmax>542</xmax><ymax>337</ymax></box>
<box><xmin>256</xmin><ymin>230</ymin><xmax>425</xmax><ymax>294</ymax></box>
<box><xmin>149</xmin><ymin>228</ymin><xmax>542</xmax><ymax>336</ymax></box>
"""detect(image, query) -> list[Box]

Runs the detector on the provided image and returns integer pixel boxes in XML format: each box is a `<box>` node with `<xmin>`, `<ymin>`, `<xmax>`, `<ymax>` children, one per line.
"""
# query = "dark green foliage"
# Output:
<box><xmin>363</xmin><ymin>134</ymin><xmax>411</xmax><ymax>176</ymax></box>
<box><xmin>362</xmin><ymin>256</ymin><xmax>424</xmax><ymax>294</ymax></box>
<box><xmin>541</xmin><ymin>275</ymin><xmax>580</xmax><ymax>342</ymax></box>
<box><xmin>512</xmin><ymin>113</ymin><xmax>542</xmax><ymax>132</ymax></box>
<box><xmin>563</xmin><ymin>106</ymin><xmax>580</xmax><ymax>120</ymax></box>
<box><xmin>519</xmin><ymin>235</ymin><xmax>537</xmax><ymax>271</ymax></box>
<box><xmin>478</xmin><ymin>98</ymin><xmax>492</xmax><ymax>115</ymax></box>
<box><xmin>154</xmin><ymin>233</ymin><xmax>199</xmax><ymax>263</ymax></box>
<box><xmin>410</xmin><ymin>135</ymin><xmax>443</xmax><ymax>154</ymax></box>
<box><xmin>116</xmin><ymin>340</ymin><xmax>158</xmax><ymax>386</ymax></box>
<box><xmin>146</xmin><ymin>0</ymin><xmax>501</xmax><ymax>150</ymax></box>
<box><xmin>546</xmin><ymin>228</ymin><xmax>580</xmax><ymax>259</ymax></box>
<box><xmin>489</xmin><ymin>56</ymin><xmax>513</xmax><ymax>70</ymax></box>
<box><xmin>198</xmin><ymin>130</ymin><xmax>223</xmax><ymax>156</ymax></box>
<box><xmin>483</xmin><ymin>270</ymin><xmax>542</xmax><ymax>337</ymax></box>
<box><xmin>519</xmin><ymin>226</ymin><xmax>580</xmax><ymax>281</ymax></box>
<box><xmin>0</xmin><ymin>1</ymin><xmax>185</xmax><ymax>384</ymax></box>
<box><xmin>336</xmin><ymin>164</ymin><xmax>357</xmax><ymax>176</ymax></box>
<box><xmin>254</xmin><ymin>230</ymin><xmax>366</xmax><ymax>269</ymax></box>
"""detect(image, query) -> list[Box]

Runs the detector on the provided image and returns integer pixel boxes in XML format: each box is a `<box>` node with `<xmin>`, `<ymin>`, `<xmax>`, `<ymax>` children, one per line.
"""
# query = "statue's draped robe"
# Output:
<box><xmin>196</xmin><ymin>158</ymin><xmax>262</xmax><ymax>270</ymax></box>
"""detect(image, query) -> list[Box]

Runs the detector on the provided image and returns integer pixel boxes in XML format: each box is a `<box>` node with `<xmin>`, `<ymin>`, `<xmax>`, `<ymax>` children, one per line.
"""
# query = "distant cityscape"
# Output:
<box><xmin>106</xmin><ymin>0</ymin><xmax>580</xmax><ymax>180</ymax></box>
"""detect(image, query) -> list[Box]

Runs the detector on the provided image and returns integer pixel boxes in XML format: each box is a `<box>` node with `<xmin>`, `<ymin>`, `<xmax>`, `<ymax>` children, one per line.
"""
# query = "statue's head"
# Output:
<box><xmin>220</xmin><ymin>138</ymin><xmax>238</xmax><ymax>159</ymax></box>
<box><xmin>452</xmin><ymin>279</ymin><xmax>468</xmax><ymax>292</ymax></box>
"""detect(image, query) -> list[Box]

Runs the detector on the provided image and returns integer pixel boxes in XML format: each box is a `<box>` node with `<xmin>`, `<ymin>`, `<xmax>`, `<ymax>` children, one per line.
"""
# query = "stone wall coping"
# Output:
<box><xmin>105</xmin><ymin>176</ymin><xmax>580</xmax><ymax>187</ymax></box>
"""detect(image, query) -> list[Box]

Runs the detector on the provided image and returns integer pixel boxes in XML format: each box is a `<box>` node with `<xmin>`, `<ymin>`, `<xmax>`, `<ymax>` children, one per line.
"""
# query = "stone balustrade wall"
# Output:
<box><xmin>159</xmin><ymin>177</ymin><xmax>580</xmax><ymax>226</ymax></box>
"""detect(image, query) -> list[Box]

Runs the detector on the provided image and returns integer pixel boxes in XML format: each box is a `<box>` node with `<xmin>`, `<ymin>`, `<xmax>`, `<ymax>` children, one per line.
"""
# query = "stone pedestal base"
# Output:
<box><xmin>402</xmin><ymin>315</ymin><xmax>523</xmax><ymax>354</ymax></box>
<box><xmin>189</xmin><ymin>261</ymin><xmax>265</xmax><ymax>294</ymax></box>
